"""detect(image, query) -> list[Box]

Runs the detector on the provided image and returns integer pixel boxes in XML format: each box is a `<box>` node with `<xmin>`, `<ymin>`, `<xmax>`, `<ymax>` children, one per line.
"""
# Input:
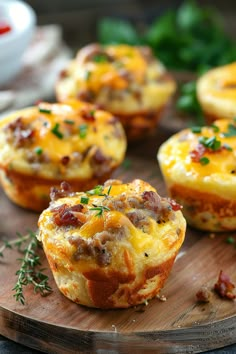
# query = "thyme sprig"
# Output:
<box><xmin>0</xmin><ymin>230</ymin><xmax>52</xmax><ymax>305</ymax></box>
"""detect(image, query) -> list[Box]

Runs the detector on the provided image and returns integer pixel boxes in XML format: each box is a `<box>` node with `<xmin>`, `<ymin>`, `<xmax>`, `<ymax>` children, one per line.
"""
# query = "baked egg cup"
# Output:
<box><xmin>197</xmin><ymin>62</ymin><xmax>236</xmax><ymax>124</ymax></box>
<box><xmin>55</xmin><ymin>43</ymin><xmax>176</xmax><ymax>141</ymax></box>
<box><xmin>37</xmin><ymin>178</ymin><xmax>186</xmax><ymax>309</ymax></box>
<box><xmin>0</xmin><ymin>100</ymin><xmax>126</xmax><ymax>212</ymax></box>
<box><xmin>157</xmin><ymin>119</ymin><xmax>236</xmax><ymax>231</ymax></box>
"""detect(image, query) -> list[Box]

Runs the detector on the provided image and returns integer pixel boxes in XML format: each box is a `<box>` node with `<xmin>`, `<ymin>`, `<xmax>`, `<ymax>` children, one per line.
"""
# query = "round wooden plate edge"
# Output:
<box><xmin>1</xmin><ymin>305</ymin><xmax>236</xmax><ymax>354</ymax></box>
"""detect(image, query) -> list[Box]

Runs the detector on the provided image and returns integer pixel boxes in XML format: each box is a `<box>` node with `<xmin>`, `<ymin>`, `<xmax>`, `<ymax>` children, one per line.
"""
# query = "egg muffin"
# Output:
<box><xmin>55</xmin><ymin>43</ymin><xmax>176</xmax><ymax>141</ymax></box>
<box><xmin>37</xmin><ymin>179</ymin><xmax>186</xmax><ymax>309</ymax></box>
<box><xmin>158</xmin><ymin>119</ymin><xmax>236</xmax><ymax>231</ymax></box>
<box><xmin>197</xmin><ymin>62</ymin><xmax>236</xmax><ymax>123</ymax></box>
<box><xmin>0</xmin><ymin>100</ymin><xmax>126</xmax><ymax>211</ymax></box>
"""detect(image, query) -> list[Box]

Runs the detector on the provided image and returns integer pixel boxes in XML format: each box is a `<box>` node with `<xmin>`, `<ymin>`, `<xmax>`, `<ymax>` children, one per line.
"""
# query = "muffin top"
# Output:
<box><xmin>197</xmin><ymin>62</ymin><xmax>236</xmax><ymax>118</ymax></box>
<box><xmin>38</xmin><ymin>179</ymin><xmax>185</xmax><ymax>270</ymax></box>
<box><xmin>158</xmin><ymin>119</ymin><xmax>236</xmax><ymax>198</ymax></box>
<box><xmin>56</xmin><ymin>44</ymin><xmax>176</xmax><ymax>114</ymax></box>
<box><xmin>0</xmin><ymin>100</ymin><xmax>126</xmax><ymax>179</ymax></box>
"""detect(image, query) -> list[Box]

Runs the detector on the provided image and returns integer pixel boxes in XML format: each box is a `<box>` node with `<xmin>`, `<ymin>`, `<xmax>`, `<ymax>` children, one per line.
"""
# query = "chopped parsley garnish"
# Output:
<box><xmin>223</xmin><ymin>123</ymin><xmax>236</xmax><ymax>137</ymax></box>
<box><xmin>87</xmin><ymin>185</ymin><xmax>104</xmax><ymax>196</ymax></box>
<box><xmin>198</xmin><ymin>136</ymin><xmax>221</xmax><ymax>151</ymax></box>
<box><xmin>107</xmin><ymin>185</ymin><xmax>112</xmax><ymax>195</ymax></box>
<box><xmin>92</xmin><ymin>53</ymin><xmax>109</xmax><ymax>63</ymax></box>
<box><xmin>199</xmin><ymin>156</ymin><xmax>210</xmax><ymax>165</ymax></box>
<box><xmin>79</xmin><ymin>124</ymin><xmax>88</xmax><ymax>138</ymax></box>
<box><xmin>211</xmin><ymin>124</ymin><xmax>220</xmax><ymax>133</ymax></box>
<box><xmin>34</xmin><ymin>146</ymin><xmax>43</xmax><ymax>155</ymax></box>
<box><xmin>226</xmin><ymin>236</ymin><xmax>235</xmax><ymax>244</ymax></box>
<box><xmin>191</xmin><ymin>126</ymin><xmax>202</xmax><ymax>133</ymax></box>
<box><xmin>122</xmin><ymin>158</ymin><xmax>131</xmax><ymax>170</ymax></box>
<box><xmin>64</xmin><ymin>119</ymin><xmax>74</xmax><ymax>125</ymax></box>
<box><xmin>223</xmin><ymin>143</ymin><xmax>233</xmax><ymax>151</ymax></box>
<box><xmin>51</xmin><ymin>123</ymin><xmax>63</xmax><ymax>139</ymax></box>
<box><xmin>38</xmin><ymin>107</ymin><xmax>51</xmax><ymax>114</ymax></box>
<box><xmin>80</xmin><ymin>196</ymin><xmax>89</xmax><ymax>204</ymax></box>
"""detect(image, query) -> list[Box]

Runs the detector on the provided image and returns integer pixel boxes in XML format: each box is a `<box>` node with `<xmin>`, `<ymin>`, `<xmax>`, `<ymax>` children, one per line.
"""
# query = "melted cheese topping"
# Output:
<box><xmin>197</xmin><ymin>62</ymin><xmax>236</xmax><ymax>118</ymax></box>
<box><xmin>0</xmin><ymin>100</ymin><xmax>126</xmax><ymax>179</ymax></box>
<box><xmin>158</xmin><ymin>119</ymin><xmax>236</xmax><ymax>198</ymax></box>
<box><xmin>38</xmin><ymin>179</ymin><xmax>186</xmax><ymax>272</ymax></box>
<box><xmin>56</xmin><ymin>44</ymin><xmax>176</xmax><ymax>114</ymax></box>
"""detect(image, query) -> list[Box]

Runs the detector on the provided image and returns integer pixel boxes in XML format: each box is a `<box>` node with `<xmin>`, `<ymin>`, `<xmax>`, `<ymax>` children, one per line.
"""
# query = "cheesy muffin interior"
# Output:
<box><xmin>197</xmin><ymin>62</ymin><xmax>236</xmax><ymax>123</ymax></box>
<box><xmin>56</xmin><ymin>43</ymin><xmax>176</xmax><ymax>140</ymax></box>
<box><xmin>158</xmin><ymin>119</ymin><xmax>236</xmax><ymax>231</ymax></box>
<box><xmin>38</xmin><ymin>179</ymin><xmax>186</xmax><ymax>309</ymax></box>
<box><xmin>0</xmin><ymin>100</ymin><xmax>126</xmax><ymax>211</ymax></box>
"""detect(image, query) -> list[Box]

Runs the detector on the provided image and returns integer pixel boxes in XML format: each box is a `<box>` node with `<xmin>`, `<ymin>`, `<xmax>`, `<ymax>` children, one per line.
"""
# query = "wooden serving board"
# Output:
<box><xmin>0</xmin><ymin>124</ymin><xmax>236</xmax><ymax>354</ymax></box>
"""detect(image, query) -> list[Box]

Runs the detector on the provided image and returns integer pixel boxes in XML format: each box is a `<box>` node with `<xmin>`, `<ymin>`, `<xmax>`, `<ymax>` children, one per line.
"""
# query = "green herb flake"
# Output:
<box><xmin>223</xmin><ymin>123</ymin><xmax>236</xmax><ymax>137</ymax></box>
<box><xmin>122</xmin><ymin>158</ymin><xmax>131</xmax><ymax>170</ymax></box>
<box><xmin>199</xmin><ymin>156</ymin><xmax>210</xmax><ymax>165</ymax></box>
<box><xmin>223</xmin><ymin>143</ymin><xmax>233</xmax><ymax>151</ymax></box>
<box><xmin>226</xmin><ymin>236</ymin><xmax>235</xmax><ymax>244</ymax></box>
<box><xmin>92</xmin><ymin>54</ymin><xmax>108</xmax><ymax>63</ymax></box>
<box><xmin>34</xmin><ymin>146</ymin><xmax>43</xmax><ymax>155</ymax></box>
<box><xmin>211</xmin><ymin>124</ymin><xmax>220</xmax><ymax>133</ymax></box>
<box><xmin>87</xmin><ymin>185</ymin><xmax>104</xmax><ymax>196</ymax></box>
<box><xmin>107</xmin><ymin>185</ymin><xmax>112</xmax><ymax>195</ymax></box>
<box><xmin>191</xmin><ymin>126</ymin><xmax>202</xmax><ymax>133</ymax></box>
<box><xmin>51</xmin><ymin>123</ymin><xmax>63</xmax><ymax>139</ymax></box>
<box><xmin>64</xmin><ymin>119</ymin><xmax>75</xmax><ymax>125</ymax></box>
<box><xmin>199</xmin><ymin>136</ymin><xmax>221</xmax><ymax>151</ymax></box>
<box><xmin>80</xmin><ymin>196</ymin><xmax>89</xmax><ymax>204</ymax></box>
<box><xmin>38</xmin><ymin>107</ymin><xmax>51</xmax><ymax>114</ymax></box>
<box><xmin>79</xmin><ymin>124</ymin><xmax>88</xmax><ymax>139</ymax></box>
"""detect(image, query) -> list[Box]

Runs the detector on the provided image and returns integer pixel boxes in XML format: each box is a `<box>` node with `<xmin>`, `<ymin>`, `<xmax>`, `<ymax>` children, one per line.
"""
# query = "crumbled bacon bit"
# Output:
<box><xmin>196</xmin><ymin>286</ymin><xmax>211</xmax><ymax>303</ymax></box>
<box><xmin>168</xmin><ymin>199</ymin><xmax>182</xmax><ymax>211</ymax></box>
<box><xmin>50</xmin><ymin>181</ymin><xmax>74</xmax><ymax>201</ymax></box>
<box><xmin>81</xmin><ymin>109</ymin><xmax>95</xmax><ymax>122</ymax></box>
<box><xmin>190</xmin><ymin>143</ymin><xmax>206</xmax><ymax>162</ymax></box>
<box><xmin>6</xmin><ymin>117</ymin><xmax>35</xmax><ymax>148</ymax></box>
<box><xmin>61</xmin><ymin>156</ymin><xmax>70</xmax><ymax>165</ymax></box>
<box><xmin>51</xmin><ymin>203</ymin><xmax>84</xmax><ymax>227</ymax></box>
<box><xmin>214</xmin><ymin>270</ymin><xmax>236</xmax><ymax>300</ymax></box>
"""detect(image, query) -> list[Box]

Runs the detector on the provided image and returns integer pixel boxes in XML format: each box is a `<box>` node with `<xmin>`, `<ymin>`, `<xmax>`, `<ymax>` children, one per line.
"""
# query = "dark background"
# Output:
<box><xmin>24</xmin><ymin>0</ymin><xmax>236</xmax><ymax>49</ymax></box>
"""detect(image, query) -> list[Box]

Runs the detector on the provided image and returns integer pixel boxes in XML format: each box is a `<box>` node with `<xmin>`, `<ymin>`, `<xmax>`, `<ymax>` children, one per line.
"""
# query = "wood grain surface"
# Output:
<box><xmin>0</xmin><ymin>121</ymin><xmax>236</xmax><ymax>354</ymax></box>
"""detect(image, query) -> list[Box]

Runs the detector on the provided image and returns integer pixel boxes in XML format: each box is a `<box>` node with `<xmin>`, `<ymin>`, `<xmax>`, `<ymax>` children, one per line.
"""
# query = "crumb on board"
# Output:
<box><xmin>156</xmin><ymin>294</ymin><xmax>167</xmax><ymax>302</ymax></box>
<box><xmin>196</xmin><ymin>286</ymin><xmax>211</xmax><ymax>303</ymax></box>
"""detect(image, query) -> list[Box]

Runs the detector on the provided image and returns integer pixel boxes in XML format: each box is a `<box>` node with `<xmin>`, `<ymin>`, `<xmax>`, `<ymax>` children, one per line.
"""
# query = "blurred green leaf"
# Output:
<box><xmin>97</xmin><ymin>18</ymin><xmax>140</xmax><ymax>45</ymax></box>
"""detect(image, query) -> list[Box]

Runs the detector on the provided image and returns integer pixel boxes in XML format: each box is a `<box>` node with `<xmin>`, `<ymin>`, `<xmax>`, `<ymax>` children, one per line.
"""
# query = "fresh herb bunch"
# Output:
<box><xmin>98</xmin><ymin>0</ymin><xmax>236</xmax><ymax>72</ymax></box>
<box><xmin>98</xmin><ymin>1</ymin><xmax>236</xmax><ymax>124</ymax></box>
<box><xmin>0</xmin><ymin>230</ymin><xmax>52</xmax><ymax>305</ymax></box>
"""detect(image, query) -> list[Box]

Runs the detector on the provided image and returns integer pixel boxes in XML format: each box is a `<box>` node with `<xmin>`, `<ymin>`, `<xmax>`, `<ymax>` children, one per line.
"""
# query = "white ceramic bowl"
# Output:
<box><xmin>0</xmin><ymin>0</ymin><xmax>36</xmax><ymax>86</ymax></box>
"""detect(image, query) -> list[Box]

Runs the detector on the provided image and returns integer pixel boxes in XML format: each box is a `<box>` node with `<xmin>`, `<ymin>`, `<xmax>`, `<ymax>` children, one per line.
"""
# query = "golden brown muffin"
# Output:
<box><xmin>37</xmin><ymin>179</ymin><xmax>186</xmax><ymax>309</ymax></box>
<box><xmin>197</xmin><ymin>62</ymin><xmax>236</xmax><ymax>124</ymax></box>
<box><xmin>157</xmin><ymin>119</ymin><xmax>236</xmax><ymax>231</ymax></box>
<box><xmin>55</xmin><ymin>43</ymin><xmax>176</xmax><ymax>141</ymax></box>
<box><xmin>0</xmin><ymin>100</ymin><xmax>126</xmax><ymax>211</ymax></box>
